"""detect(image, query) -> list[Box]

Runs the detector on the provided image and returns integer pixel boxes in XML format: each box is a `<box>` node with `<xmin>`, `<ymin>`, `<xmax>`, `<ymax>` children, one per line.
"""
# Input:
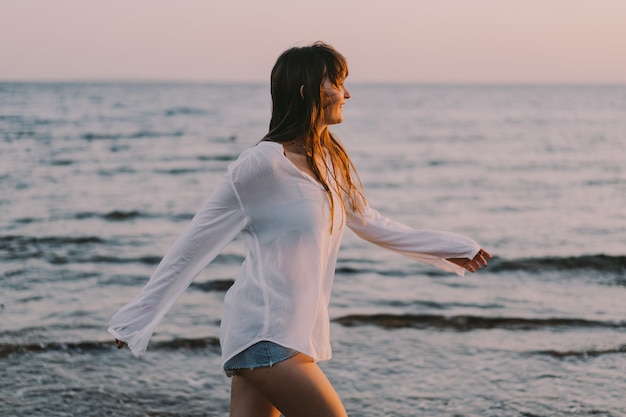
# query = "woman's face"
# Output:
<box><xmin>322</xmin><ymin>78</ymin><xmax>350</xmax><ymax>126</ymax></box>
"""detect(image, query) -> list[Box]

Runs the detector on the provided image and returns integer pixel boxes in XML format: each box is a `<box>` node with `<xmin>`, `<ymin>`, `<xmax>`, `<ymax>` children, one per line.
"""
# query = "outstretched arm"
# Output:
<box><xmin>347</xmin><ymin>202</ymin><xmax>490</xmax><ymax>276</ymax></box>
<box><xmin>109</xmin><ymin>174</ymin><xmax>246</xmax><ymax>356</ymax></box>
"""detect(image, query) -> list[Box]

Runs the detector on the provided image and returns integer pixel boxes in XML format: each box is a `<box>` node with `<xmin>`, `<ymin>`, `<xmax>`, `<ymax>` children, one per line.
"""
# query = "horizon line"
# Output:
<box><xmin>2</xmin><ymin>78</ymin><xmax>626</xmax><ymax>86</ymax></box>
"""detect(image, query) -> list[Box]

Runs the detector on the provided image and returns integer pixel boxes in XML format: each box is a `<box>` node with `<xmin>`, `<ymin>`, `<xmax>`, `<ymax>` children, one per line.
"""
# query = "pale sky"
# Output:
<box><xmin>1</xmin><ymin>0</ymin><xmax>625</xmax><ymax>83</ymax></box>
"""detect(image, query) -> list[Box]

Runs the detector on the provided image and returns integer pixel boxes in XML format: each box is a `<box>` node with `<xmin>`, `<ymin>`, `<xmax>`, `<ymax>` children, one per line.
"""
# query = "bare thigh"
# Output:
<box><xmin>230</xmin><ymin>375</ymin><xmax>280</xmax><ymax>417</ymax></box>
<box><xmin>230</xmin><ymin>353</ymin><xmax>348</xmax><ymax>417</ymax></box>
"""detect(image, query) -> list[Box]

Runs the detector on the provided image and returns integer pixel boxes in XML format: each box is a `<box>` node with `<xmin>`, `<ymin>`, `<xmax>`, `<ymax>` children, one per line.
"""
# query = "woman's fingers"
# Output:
<box><xmin>474</xmin><ymin>249</ymin><xmax>492</xmax><ymax>268</ymax></box>
<box><xmin>447</xmin><ymin>249</ymin><xmax>492</xmax><ymax>273</ymax></box>
<box><xmin>472</xmin><ymin>249</ymin><xmax>492</xmax><ymax>271</ymax></box>
<box><xmin>115</xmin><ymin>339</ymin><xmax>127</xmax><ymax>349</ymax></box>
<box><xmin>478</xmin><ymin>249</ymin><xmax>493</xmax><ymax>261</ymax></box>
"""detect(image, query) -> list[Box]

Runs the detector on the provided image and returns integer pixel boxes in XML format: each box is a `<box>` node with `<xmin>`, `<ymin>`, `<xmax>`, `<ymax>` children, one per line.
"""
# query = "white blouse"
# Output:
<box><xmin>108</xmin><ymin>141</ymin><xmax>481</xmax><ymax>365</ymax></box>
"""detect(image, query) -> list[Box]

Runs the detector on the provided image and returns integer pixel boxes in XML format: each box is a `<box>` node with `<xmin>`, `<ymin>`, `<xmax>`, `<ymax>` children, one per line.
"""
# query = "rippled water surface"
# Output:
<box><xmin>1</xmin><ymin>83</ymin><xmax>626</xmax><ymax>416</ymax></box>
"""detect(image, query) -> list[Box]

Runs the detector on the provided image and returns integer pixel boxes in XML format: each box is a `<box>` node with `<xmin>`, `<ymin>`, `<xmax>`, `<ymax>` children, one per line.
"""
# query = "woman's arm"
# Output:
<box><xmin>346</xmin><ymin>202</ymin><xmax>489</xmax><ymax>276</ymax></box>
<box><xmin>108</xmin><ymin>174</ymin><xmax>246</xmax><ymax>357</ymax></box>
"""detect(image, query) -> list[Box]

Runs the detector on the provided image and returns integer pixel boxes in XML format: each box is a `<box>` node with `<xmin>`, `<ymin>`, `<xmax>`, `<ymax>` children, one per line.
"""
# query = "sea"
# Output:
<box><xmin>1</xmin><ymin>82</ymin><xmax>625</xmax><ymax>417</ymax></box>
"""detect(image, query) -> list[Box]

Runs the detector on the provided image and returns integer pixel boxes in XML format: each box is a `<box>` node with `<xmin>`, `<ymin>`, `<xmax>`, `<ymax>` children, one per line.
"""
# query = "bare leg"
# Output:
<box><xmin>230</xmin><ymin>353</ymin><xmax>348</xmax><ymax>417</ymax></box>
<box><xmin>230</xmin><ymin>374</ymin><xmax>280</xmax><ymax>417</ymax></box>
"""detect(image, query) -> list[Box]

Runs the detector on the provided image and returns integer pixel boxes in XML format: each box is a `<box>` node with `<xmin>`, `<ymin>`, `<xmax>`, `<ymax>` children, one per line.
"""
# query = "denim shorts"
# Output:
<box><xmin>223</xmin><ymin>341</ymin><xmax>299</xmax><ymax>377</ymax></box>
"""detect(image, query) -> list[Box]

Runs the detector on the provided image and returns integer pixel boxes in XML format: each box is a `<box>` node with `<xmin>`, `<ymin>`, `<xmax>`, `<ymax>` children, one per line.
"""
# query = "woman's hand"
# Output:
<box><xmin>115</xmin><ymin>339</ymin><xmax>127</xmax><ymax>349</ymax></box>
<box><xmin>447</xmin><ymin>249</ymin><xmax>492</xmax><ymax>273</ymax></box>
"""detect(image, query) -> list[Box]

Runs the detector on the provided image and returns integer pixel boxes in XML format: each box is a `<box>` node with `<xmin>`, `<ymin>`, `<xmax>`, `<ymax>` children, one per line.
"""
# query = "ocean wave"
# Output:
<box><xmin>73</xmin><ymin>210</ymin><xmax>193</xmax><ymax>222</ymax></box>
<box><xmin>0</xmin><ymin>337</ymin><xmax>220</xmax><ymax>358</ymax></box>
<box><xmin>164</xmin><ymin>107</ymin><xmax>211</xmax><ymax>117</ymax></box>
<box><xmin>197</xmin><ymin>154</ymin><xmax>238</xmax><ymax>161</ymax></box>
<box><xmin>0</xmin><ymin>235</ymin><xmax>107</xmax><ymax>261</ymax></box>
<box><xmin>48</xmin><ymin>255</ymin><xmax>163</xmax><ymax>265</ymax></box>
<box><xmin>49</xmin><ymin>159</ymin><xmax>74</xmax><ymax>166</ymax></box>
<box><xmin>48</xmin><ymin>253</ymin><xmax>242</xmax><ymax>267</ymax></box>
<box><xmin>190</xmin><ymin>279</ymin><xmax>234</xmax><ymax>292</ymax></box>
<box><xmin>0</xmin><ymin>235</ymin><xmax>105</xmax><ymax>246</ymax></box>
<box><xmin>376</xmin><ymin>299</ymin><xmax>505</xmax><ymax>310</ymax></box>
<box><xmin>74</xmin><ymin>210</ymin><xmax>146</xmax><ymax>221</ymax></box>
<box><xmin>154</xmin><ymin>168</ymin><xmax>204</xmax><ymax>175</ymax></box>
<box><xmin>533</xmin><ymin>344</ymin><xmax>626</xmax><ymax>359</ymax></box>
<box><xmin>81</xmin><ymin>130</ymin><xmax>185</xmax><ymax>141</ymax></box>
<box><xmin>332</xmin><ymin>313</ymin><xmax>626</xmax><ymax>331</ymax></box>
<box><xmin>488</xmin><ymin>254</ymin><xmax>626</xmax><ymax>274</ymax></box>
<box><xmin>6</xmin><ymin>210</ymin><xmax>188</xmax><ymax>224</ymax></box>
<box><xmin>0</xmin><ymin>234</ymin><xmax>244</xmax><ymax>266</ymax></box>
<box><xmin>0</xmin><ymin>235</ymin><xmax>160</xmax><ymax>264</ymax></box>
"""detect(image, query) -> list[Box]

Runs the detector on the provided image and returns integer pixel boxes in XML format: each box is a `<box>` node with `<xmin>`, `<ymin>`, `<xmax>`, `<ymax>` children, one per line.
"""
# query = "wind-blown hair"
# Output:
<box><xmin>262</xmin><ymin>42</ymin><xmax>365</xmax><ymax>225</ymax></box>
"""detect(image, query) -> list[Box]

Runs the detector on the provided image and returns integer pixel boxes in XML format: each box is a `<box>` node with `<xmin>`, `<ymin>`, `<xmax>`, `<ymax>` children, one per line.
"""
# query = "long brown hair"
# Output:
<box><xmin>262</xmin><ymin>42</ymin><xmax>365</xmax><ymax>226</ymax></box>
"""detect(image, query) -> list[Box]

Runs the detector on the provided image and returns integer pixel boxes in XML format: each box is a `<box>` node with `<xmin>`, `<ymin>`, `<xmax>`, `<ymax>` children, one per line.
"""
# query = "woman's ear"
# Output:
<box><xmin>299</xmin><ymin>85</ymin><xmax>305</xmax><ymax>99</ymax></box>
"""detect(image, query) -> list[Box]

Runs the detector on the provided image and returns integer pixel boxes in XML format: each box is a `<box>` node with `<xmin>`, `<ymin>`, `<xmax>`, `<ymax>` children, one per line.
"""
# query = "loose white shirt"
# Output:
<box><xmin>108</xmin><ymin>141</ymin><xmax>481</xmax><ymax>365</ymax></box>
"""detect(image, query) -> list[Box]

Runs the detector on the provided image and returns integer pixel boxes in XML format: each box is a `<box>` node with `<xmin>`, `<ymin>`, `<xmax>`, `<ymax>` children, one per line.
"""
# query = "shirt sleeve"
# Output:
<box><xmin>346</xmin><ymin>202</ymin><xmax>481</xmax><ymax>276</ymax></box>
<box><xmin>107</xmin><ymin>172</ymin><xmax>247</xmax><ymax>357</ymax></box>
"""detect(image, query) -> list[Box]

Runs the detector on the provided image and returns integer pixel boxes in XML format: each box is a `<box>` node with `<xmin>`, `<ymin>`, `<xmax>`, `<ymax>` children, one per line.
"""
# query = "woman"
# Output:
<box><xmin>109</xmin><ymin>42</ymin><xmax>491</xmax><ymax>417</ymax></box>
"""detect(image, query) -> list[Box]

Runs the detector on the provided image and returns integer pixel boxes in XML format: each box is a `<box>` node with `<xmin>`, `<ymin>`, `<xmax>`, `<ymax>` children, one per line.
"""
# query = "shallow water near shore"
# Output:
<box><xmin>1</xmin><ymin>82</ymin><xmax>625</xmax><ymax>416</ymax></box>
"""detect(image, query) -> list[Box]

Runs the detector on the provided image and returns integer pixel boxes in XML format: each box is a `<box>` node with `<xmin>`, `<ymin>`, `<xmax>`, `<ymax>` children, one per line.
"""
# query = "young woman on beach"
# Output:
<box><xmin>108</xmin><ymin>41</ymin><xmax>491</xmax><ymax>417</ymax></box>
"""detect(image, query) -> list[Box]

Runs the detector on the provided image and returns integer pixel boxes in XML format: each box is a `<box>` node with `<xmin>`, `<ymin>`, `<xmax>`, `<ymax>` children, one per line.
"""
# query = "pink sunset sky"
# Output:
<box><xmin>1</xmin><ymin>0</ymin><xmax>625</xmax><ymax>83</ymax></box>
